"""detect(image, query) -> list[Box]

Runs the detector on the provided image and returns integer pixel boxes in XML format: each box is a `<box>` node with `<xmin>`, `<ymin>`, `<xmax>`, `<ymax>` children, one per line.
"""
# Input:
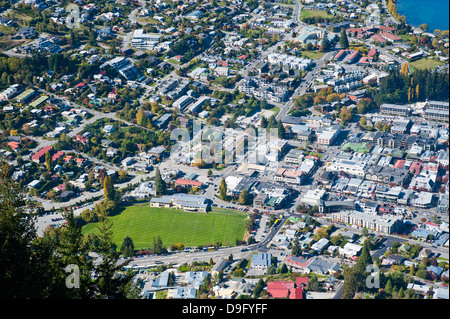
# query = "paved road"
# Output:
<box><xmin>275</xmin><ymin>49</ymin><xmax>336</xmax><ymax>121</ymax></box>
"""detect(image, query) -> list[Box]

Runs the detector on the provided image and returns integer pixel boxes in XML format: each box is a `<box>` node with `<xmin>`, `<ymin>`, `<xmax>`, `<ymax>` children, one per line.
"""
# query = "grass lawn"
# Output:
<box><xmin>409</xmin><ymin>58</ymin><xmax>444</xmax><ymax>71</ymax></box>
<box><xmin>300</xmin><ymin>9</ymin><xmax>333</xmax><ymax>19</ymax></box>
<box><xmin>82</xmin><ymin>204</ymin><xmax>247</xmax><ymax>250</ymax></box>
<box><xmin>302</xmin><ymin>50</ymin><xmax>325</xmax><ymax>60</ymax></box>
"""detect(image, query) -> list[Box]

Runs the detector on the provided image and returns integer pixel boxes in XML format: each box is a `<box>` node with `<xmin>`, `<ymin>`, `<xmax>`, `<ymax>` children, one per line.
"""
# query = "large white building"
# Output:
<box><xmin>130</xmin><ymin>181</ymin><xmax>156</xmax><ymax>199</ymax></box>
<box><xmin>326</xmin><ymin>158</ymin><xmax>367</xmax><ymax>178</ymax></box>
<box><xmin>267</xmin><ymin>53</ymin><xmax>313</xmax><ymax>71</ymax></box>
<box><xmin>317</xmin><ymin>124</ymin><xmax>342</xmax><ymax>145</ymax></box>
<box><xmin>331</xmin><ymin>210</ymin><xmax>403</xmax><ymax>234</ymax></box>
<box><xmin>131</xmin><ymin>29</ymin><xmax>162</xmax><ymax>50</ymax></box>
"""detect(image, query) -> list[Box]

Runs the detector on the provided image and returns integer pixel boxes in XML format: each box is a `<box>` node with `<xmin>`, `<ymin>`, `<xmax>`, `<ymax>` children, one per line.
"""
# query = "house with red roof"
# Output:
<box><xmin>409</xmin><ymin>161</ymin><xmax>422</xmax><ymax>175</ymax></box>
<box><xmin>295</xmin><ymin>276</ymin><xmax>308</xmax><ymax>288</ymax></box>
<box><xmin>267</xmin><ymin>280</ymin><xmax>305</xmax><ymax>299</ymax></box>
<box><xmin>394</xmin><ymin>159</ymin><xmax>406</xmax><ymax>169</ymax></box>
<box><xmin>370</xmin><ymin>34</ymin><xmax>386</xmax><ymax>44</ymax></box>
<box><xmin>377</xmin><ymin>25</ymin><xmax>397</xmax><ymax>32</ymax></box>
<box><xmin>7</xmin><ymin>141</ymin><xmax>20</xmax><ymax>152</ymax></box>
<box><xmin>358</xmin><ymin>56</ymin><xmax>373</xmax><ymax>65</ymax></box>
<box><xmin>367</xmin><ymin>48</ymin><xmax>377</xmax><ymax>57</ymax></box>
<box><xmin>44</xmin><ymin>105</ymin><xmax>54</xmax><ymax>114</ymax></box>
<box><xmin>175</xmin><ymin>178</ymin><xmax>203</xmax><ymax>189</ymax></box>
<box><xmin>379</xmin><ymin>32</ymin><xmax>402</xmax><ymax>43</ymax></box>
<box><xmin>267</xmin><ymin>281</ymin><xmax>295</xmax><ymax>298</ymax></box>
<box><xmin>52</xmin><ymin>150</ymin><xmax>65</xmax><ymax>162</ymax></box>
<box><xmin>284</xmin><ymin>255</ymin><xmax>311</xmax><ymax>272</ymax></box>
<box><xmin>75</xmin><ymin>157</ymin><xmax>88</xmax><ymax>167</ymax></box>
<box><xmin>74</xmin><ymin>134</ymin><xmax>89</xmax><ymax>145</ymax></box>
<box><xmin>74</xmin><ymin>82</ymin><xmax>86</xmax><ymax>91</ymax></box>
<box><xmin>53</xmin><ymin>183</ymin><xmax>66</xmax><ymax>192</ymax></box>
<box><xmin>63</xmin><ymin>155</ymin><xmax>75</xmax><ymax>163</ymax></box>
<box><xmin>289</xmin><ymin>287</ymin><xmax>304</xmax><ymax>299</ymax></box>
<box><xmin>32</xmin><ymin>145</ymin><xmax>54</xmax><ymax>163</ymax></box>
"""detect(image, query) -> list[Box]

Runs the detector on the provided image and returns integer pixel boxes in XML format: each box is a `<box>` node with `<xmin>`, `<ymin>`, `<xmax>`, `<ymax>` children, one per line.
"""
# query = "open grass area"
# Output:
<box><xmin>300</xmin><ymin>9</ymin><xmax>333</xmax><ymax>19</ymax></box>
<box><xmin>409</xmin><ymin>58</ymin><xmax>444</xmax><ymax>71</ymax></box>
<box><xmin>82</xmin><ymin>204</ymin><xmax>247</xmax><ymax>250</ymax></box>
<box><xmin>301</xmin><ymin>50</ymin><xmax>325</xmax><ymax>60</ymax></box>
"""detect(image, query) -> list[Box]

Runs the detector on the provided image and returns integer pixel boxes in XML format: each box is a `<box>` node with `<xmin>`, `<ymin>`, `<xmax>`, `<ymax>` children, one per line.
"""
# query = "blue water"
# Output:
<box><xmin>396</xmin><ymin>0</ymin><xmax>449</xmax><ymax>32</ymax></box>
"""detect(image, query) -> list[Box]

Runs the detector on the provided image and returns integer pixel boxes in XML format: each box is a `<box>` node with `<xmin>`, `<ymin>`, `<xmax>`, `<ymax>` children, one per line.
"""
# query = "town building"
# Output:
<box><xmin>331</xmin><ymin>210</ymin><xmax>403</xmax><ymax>234</ymax></box>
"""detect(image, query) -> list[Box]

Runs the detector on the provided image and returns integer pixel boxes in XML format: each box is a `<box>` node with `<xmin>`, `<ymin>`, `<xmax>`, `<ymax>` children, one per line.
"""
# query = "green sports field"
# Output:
<box><xmin>82</xmin><ymin>204</ymin><xmax>247</xmax><ymax>250</ymax></box>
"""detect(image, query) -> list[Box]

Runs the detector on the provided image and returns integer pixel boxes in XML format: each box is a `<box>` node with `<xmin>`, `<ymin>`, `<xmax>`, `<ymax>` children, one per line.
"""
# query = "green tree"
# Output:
<box><xmin>152</xmin><ymin>235</ymin><xmax>167</xmax><ymax>255</ymax></box>
<box><xmin>276</xmin><ymin>121</ymin><xmax>286</xmax><ymax>139</ymax></box>
<box><xmin>385</xmin><ymin>279</ymin><xmax>393</xmax><ymax>295</ymax></box>
<box><xmin>308</xmin><ymin>273</ymin><xmax>319</xmax><ymax>291</ymax></box>
<box><xmin>94</xmin><ymin>214</ymin><xmax>134</xmax><ymax>298</ymax></box>
<box><xmin>120</xmin><ymin>236</ymin><xmax>135</xmax><ymax>258</ymax></box>
<box><xmin>154</xmin><ymin>167</ymin><xmax>167</xmax><ymax>195</ymax></box>
<box><xmin>238</xmin><ymin>189</ymin><xmax>249</xmax><ymax>205</ymax></box>
<box><xmin>319</xmin><ymin>33</ymin><xmax>331</xmax><ymax>52</ymax></box>
<box><xmin>45</xmin><ymin>150</ymin><xmax>52</xmax><ymax>171</ymax></box>
<box><xmin>103</xmin><ymin>175</ymin><xmax>116</xmax><ymax>202</ymax></box>
<box><xmin>339</xmin><ymin>28</ymin><xmax>349</xmax><ymax>49</ymax></box>
<box><xmin>342</xmin><ymin>265</ymin><xmax>359</xmax><ymax>299</ymax></box>
<box><xmin>0</xmin><ymin>163</ymin><xmax>53</xmax><ymax>298</ymax></box>
<box><xmin>136</xmin><ymin>107</ymin><xmax>145</xmax><ymax>126</ymax></box>
<box><xmin>219</xmin><ymin>178</ymin><xmax>227</xmax><ymax>200</ymax></box>
<box><xmin>260</xmin><ymin>116</ymin><xmax>268</xmax><ymax>128</ymax></box>
<box><xmin>278</xmin><ymin>263</ymin><xmax>288</xmax><ymax>274</ymax></box>
<box><xmin>354</xmin><ymin>239</ymin><xmax>373</xmax><ymax>274</ymax></box>
<box><xmin>291</xmin><ymin>237</ymin><xmax>302</xmax><ymax>257</ymax></box>
<box><xmin>356</xmin><ymin>99</ymin><xmax>372</xmax><ymax>114</ymax></box>
<box><xmin>253</xmin><ymin>278</ymin><xmax>265</xmax><ymax>298</ymax></box>
<box><xmin>53</xmin><ymin>210</ymin><xmax>96</xmax><ymax>298</ymax></box>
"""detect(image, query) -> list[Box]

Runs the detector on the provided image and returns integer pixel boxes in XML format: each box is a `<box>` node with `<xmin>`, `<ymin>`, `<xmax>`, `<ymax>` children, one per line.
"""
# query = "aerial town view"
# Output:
<box><xmin>0</xmin><ymin>0</ymin><xmax>448</xmax><ymax>307</ymax></box>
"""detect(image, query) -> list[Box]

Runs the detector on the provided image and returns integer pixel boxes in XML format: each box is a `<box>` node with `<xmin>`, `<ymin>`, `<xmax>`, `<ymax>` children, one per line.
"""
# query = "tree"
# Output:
<box><xmin>359</xmin><ymin>115</ymin><xmax>367</xmax><ymax>126</ymax></box>
<box><xmin>308</xmin><ymin>273</ymin><xmax>319</xmax><ymax>291</ymax></box>
<box><xmin>239</xmin><ymin>189</ymin><xmax>249</xmax><ymax>205</ymax></box>
<box><xmin>339</xmin><ymin>106</ymin><xmax>353</xmax><ymax>122</ymax></box>
<box><xmin>136</xmin><ymin>108</ymin><xmax>146</xmax><ymax>126</ymax></box>
<box><xmin>45</xmin><ymin>150</ymin><xmax>52</xmax><ymax>171</ymax></box>
<box><xmin>400</xmin><ymin>63</ymin><xmax>409</xmax><ymax>77</ymax></box>
<box><xmin>385</xmin><ymin>279</ymin><xmax>393</xmax><ymax>295</ymax></box>
<box><xmin>219</xmin><ymin>178</ymin><xmax>227</xmax><ymax>200</ymax></box>
<box><xmin>409</xmin><ymin>264</ymin><xmax>416</xmax><ymax>276</ymax></box>
<box><xmin>152</xmin><ymin>235</ymin><xmax>167</xmax><ymax>255</ymax></box>
<box><xmin>103</xmin><ymin>175</ymin><xmax>116</xmax><ymax>202</ymax></box>
<box><xmin>278</xmin><ymin>263</ymin><xmax>288</xmax><ymax>274</ymax></box>
<box><xmin>356</xmin><ymin>98</ymin><xmax>372</xmax><ymax>114</ymax></box>
<box><xmin>342</xmin><ymin>266</ymin><xmax>359</xmax><ymax>299</ymax></box>
<box><xmin>154</xmin><ymin>167</ymin><xmax>166</xmax><ymax>195</ymax></box>
<box><xmin>319</xmin><ymin>33</ymin><xmax>331</xmax><ymax>52</ymax></box>
<box><xmin>0</xmin><ymin>163</ymin><xmax>56</xmax><ymax>298</ymax></box>
<box><xmin>260</xmin><ymin>116</ymin><xmax>268</xmax><ymax>128</ymax></box>
<box><xmin>253</xmin><ymin>278</ymin><xmax>265</xmax><ymax>298</ymax></box>
<box><xmin>120</xmin><ymin>236</ymin><xmax>135</xmax><ymax>258</ymax></box>
<box><xmin>94</xmin><ymin>214</ymin><xmax>134</xmax><ymax>298</ymax></box>
<box><xmin>316</xmin><ymin>227</ymin><xmax>329</xmax><ymax>239</ymax></box>
<box><xmin>291</xmin><ymin>238</ymin><xmax>302</xmax><ymax>257</ymax></box>
<box><xmin>54</xmin><ymin>210</ymin><xmax>96</xmax><ymax>298</ymax></box>
<box><xmin>339</xmin><ymin>28</ymin><xmax>349</xmax><ymax>49</ymax></box>
<box><xmin>276</xmin><ymin>121</ymin><xmax>286</xmax><ymax>139</ymax></box>
<box><xmin>418</xmin><ymin>23</ymin><xmax>429</xmax><ymax>31</ymax></box>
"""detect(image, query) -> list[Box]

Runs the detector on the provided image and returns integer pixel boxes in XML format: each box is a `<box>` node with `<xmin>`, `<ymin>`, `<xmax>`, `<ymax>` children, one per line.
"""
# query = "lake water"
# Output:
<box><xmin>396</xmin><ymin>0</ymin><xmax>449</xmax><ymax>32</ymax></box>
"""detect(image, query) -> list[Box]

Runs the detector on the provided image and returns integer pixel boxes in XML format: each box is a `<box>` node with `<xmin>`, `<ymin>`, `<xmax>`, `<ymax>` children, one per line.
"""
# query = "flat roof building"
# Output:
<box><xmin>331</xmin><ymin>210</ymin><xmax>403</xmax><ymax>234</ymax></box>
